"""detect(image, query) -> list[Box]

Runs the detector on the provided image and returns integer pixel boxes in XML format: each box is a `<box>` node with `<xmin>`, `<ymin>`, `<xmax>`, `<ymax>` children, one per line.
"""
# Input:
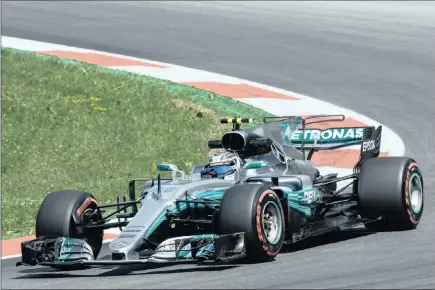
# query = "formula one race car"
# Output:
<box><xmin>17</xmin><ymin>115</ymin><xmax>424</xmax><ymax>269</ymax></box>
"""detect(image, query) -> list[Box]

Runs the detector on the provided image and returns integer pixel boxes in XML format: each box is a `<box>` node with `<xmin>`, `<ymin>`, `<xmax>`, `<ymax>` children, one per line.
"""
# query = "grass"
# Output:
<box><xmin>1</xmin><ymin>48</ymin><xmax>270</xmax><ymax>239</ymax></box>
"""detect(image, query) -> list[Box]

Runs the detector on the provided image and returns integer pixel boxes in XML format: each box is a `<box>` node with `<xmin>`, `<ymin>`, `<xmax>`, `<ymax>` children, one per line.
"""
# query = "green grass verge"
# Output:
<box><xmin>1</xmin><ymin>48</ymin><xmax>270</xmax><ymax>239</ymax></box>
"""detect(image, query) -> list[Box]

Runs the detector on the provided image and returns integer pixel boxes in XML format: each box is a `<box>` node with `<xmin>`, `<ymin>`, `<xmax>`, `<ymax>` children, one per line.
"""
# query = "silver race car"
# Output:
<box><xmin>17</xmin><ymin>115</ymin><xmax>424</xmax><ymax>269</ymax></box>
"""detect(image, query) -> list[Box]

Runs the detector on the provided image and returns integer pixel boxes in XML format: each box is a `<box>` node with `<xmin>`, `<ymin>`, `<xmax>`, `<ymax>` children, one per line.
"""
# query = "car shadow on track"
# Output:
<box><xmin>14</xmin><ymin>263</ymin><xmax>238</xmax><ymax>279</ymax></box>
<box><xmin>14</xmin><ymin>228</ymin><xmax>373</xmax><ymax>279</ymax></box>
<box><xmin>281</xmin><ymin>227</ymin><xmax>374</xmax><ymax>254</ymax></box>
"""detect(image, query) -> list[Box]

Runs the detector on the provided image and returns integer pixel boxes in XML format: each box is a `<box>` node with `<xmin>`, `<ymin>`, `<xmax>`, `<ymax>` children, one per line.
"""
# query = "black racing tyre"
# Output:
<box><xmin>358</xmin><ymin>157</ymin><xmax>424</xmax><ymax>231</ymax></box>
<box><xmin>216</xmin><ymin>184</ymin><xmax>285</xmax><ymax>262</ymax></box>
<box><xmin>36</xmin><ymin>190</ymin><xmax>104</xmax><ymax>266</ymax></box>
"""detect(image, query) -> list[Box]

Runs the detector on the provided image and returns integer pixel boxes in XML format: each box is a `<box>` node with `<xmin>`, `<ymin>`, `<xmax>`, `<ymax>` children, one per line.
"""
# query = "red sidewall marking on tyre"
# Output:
<box><xmin>76</xmin><ymin>197</ymin><xmax>98</xmax><ymax>216</ymax></box>
<box><xmin>256</xmin><ymin>190</ymin><xmax>285</xmax><ymax>256</ymax></box>
<box><xmin>404</xmin><ymin>162</ymin><xmax>419</xmax><ymax>224</ymax></box>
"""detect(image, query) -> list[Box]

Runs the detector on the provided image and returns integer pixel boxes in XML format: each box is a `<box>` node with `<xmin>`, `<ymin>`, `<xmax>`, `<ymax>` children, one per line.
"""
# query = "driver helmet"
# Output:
<box><xmin>200</xmin><ymin>151</ymin><xmax>239</xmax><ymax>179</ymax></box>
<box><xmin>200</xmin><ymin>165</ymin><xmax>235</xmax><ymax>179</ymax></box>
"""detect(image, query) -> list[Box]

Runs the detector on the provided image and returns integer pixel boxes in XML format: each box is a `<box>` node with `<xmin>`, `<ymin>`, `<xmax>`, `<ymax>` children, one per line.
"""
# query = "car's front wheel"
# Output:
<box><xmin>36</xmin><ymin>190</ymin><xmax>104</xmax><ymax>269</ymax></box>
<box><xmin>216</xmin><ymin>184</ymin><xmax>285</xmax><ymax>262</ymax></box>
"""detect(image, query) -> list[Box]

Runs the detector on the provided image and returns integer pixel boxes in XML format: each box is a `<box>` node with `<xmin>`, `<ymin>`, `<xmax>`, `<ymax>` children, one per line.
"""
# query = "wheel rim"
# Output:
<box><xmin>409</xmin><ymin>173</ymin><xmax>423</xmax><ymax>214</ymax></box>
<box><xmin>261</xmin><ymin>201</ymin><xmax>282</xmax><ymax>244</ymax></box>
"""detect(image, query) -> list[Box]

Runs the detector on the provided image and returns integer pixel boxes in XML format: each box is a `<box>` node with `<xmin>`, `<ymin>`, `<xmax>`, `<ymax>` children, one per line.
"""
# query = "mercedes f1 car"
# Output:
<box><xmin>17</xmin><ymin>115</ymin><xmax>424</xmax><ymax>268</ymax></box>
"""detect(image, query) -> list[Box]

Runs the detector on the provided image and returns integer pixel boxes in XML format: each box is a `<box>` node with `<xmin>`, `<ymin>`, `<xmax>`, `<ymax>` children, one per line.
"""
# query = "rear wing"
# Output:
<box><xmin>354</xmin><ymin>125</ymin><xmax>382</xmax><ymax>171</ymax></box>
<box><xmin>263</xmin><ymin>115</ymin><xmax>382</xmax><ymax>166</ymax></box>
<box><xmin>288</xmin><ymin>126</ymin><xmax>365</xmax><ymax>149</ymax></box>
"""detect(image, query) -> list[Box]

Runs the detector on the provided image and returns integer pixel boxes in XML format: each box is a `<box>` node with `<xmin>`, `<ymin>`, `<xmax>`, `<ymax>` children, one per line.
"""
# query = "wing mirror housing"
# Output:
<box><xmin>155</xmin><ymin>163</ymin><xmax>178</xmax><ymax>172</ymax></box>
<box><xmin>155</xmin><ymin>163</ymin><xmax>186</xmax><ymax>181</ymax></box>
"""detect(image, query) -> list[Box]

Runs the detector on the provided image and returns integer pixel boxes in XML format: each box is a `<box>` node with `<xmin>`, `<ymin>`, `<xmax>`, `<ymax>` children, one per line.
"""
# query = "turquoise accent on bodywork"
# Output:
<box><xmin>178</xmin><ymin>234</ymin><xmax>219</xmax><ymax>258</ymax></box>
<box><xmin>244</xmin><ymin>161</ymin><xmax>268</xmax><ymax>169</ymax></box>
<box><xmin>157</xmin><ymin>163</ymin><xmax>172</xmax><ymax>171</ymax></box>
<box><xmin>195</xmin><ymin>240</ymin><xmax>216</xmax><ymax>258</ymax></box>
<box><xmin>144</xmin><ymin>188</ymin><xmax>228</xmax><ymax>239</ymax></box>
<box><xmin>290</xmin><ymin>188</ymin><xmax>320</xmax><ymax>217</ymax></box>
<box><xmin>145</xmin><ymin>185</ymin><xmax>320</xmax><ymax>240</ymax></box>
<box><xmin>58</xmin><ymin>237</ymin><xmax>73</xmax><ymax>261</ymax></box>
<box><xmin>277</xmin><ymin>187</ymin><xmax>320</xmax><ymax>217</ymax></box>
<box><xmin>281</xmin><ymin>121</ymin><xmax>364</xmax><ymax>145</ymax></box>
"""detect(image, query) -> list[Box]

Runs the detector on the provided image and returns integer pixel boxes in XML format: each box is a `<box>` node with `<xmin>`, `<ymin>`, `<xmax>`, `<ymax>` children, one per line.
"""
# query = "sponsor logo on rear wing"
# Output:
<box><xmin>355</xmin><ymin>126</ymin><xmax>382</xmax><ymax>170</ymax></box>
<box><xmin>283</xmin><ymin>126</ymin><xmax>366</xmax><ymax>148</ymax></box>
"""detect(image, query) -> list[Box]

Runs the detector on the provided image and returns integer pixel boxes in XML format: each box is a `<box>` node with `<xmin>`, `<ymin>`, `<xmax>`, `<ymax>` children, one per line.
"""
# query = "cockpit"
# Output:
<box><xmin>200</xmin><ymin>151</ymin><xmax>240</xmax><ymax>180</ymax></box>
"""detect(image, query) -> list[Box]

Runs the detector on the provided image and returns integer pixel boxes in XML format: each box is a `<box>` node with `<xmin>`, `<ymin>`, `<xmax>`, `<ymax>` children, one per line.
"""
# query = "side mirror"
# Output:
<box><xmin>155</xmin><ymin>163</ymin><xmax>179</xmax><ymax>172</ymax></box>
<box><xmin>243</xmin><ymin>161</ymin><xmax>268</xmax><ymax>169</ymax></box>
<box><xmin>154</xmin><ymin>163</ymin><xmax>186</xmax><ymax>181</ymax></box>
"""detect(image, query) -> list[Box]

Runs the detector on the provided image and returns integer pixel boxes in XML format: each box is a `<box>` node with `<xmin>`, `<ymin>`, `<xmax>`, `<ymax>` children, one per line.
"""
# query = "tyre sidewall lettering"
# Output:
<box><xmin>76</xmin><ymin>197</ymin><xmax>99</xmax><ymax>216</ymax></box>
<box><xmin>254</xmin><ymin>190</ymin><xmax>285</xmax><ymax>256</ymax></box>
<box><xmin>403</xmin><ymin>161</ymin><xmax>423</xmax><ymax>224</ymax></box>
<box><xmin>73</xmin><ymin>194</ymin><xmax>103</xmax><ymax>257</ymax></box>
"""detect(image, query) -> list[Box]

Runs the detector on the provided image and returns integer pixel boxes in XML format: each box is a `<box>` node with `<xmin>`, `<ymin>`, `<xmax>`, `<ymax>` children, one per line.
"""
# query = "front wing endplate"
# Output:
<box><xmin>17</xmin><ymin>232</ymin><xmax>246</xmax><ymax>267</ymax></box>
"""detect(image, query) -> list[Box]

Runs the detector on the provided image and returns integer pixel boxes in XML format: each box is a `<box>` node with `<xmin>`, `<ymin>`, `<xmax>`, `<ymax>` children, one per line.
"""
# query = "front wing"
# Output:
<box><xmin>17</xmin><ymin>232</ymin><xmax>247</xmax><ymax>267</ymax></box>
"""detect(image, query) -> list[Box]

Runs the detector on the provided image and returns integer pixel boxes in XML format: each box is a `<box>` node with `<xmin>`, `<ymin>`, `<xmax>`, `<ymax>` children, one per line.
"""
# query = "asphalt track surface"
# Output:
<box><xmin>2</xmin><ymin>1</ymin><xmax>435</xmax><ymax>288</ymax></box>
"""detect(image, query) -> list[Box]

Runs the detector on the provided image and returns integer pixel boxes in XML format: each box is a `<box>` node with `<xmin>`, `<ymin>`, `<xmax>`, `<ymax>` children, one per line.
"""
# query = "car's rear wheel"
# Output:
<box><xmin>358</xmin><ymin>157</ymin><xmax>424</xmax><ymax>231</ymax></box>
<box><xmin>216</xmin><ymin>184</ymin><xmax>285</xmax><ymax>262</ymax></box>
